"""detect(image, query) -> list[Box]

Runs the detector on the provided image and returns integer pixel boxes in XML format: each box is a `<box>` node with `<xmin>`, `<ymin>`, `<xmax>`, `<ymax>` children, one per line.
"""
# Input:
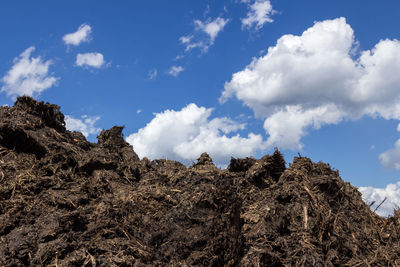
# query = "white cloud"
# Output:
<box><xmin>194</xmin><ymin>17</ymin><xmax>229</xmax><ymax>44</ymax></box>
<box><xmin>179</xmin><ymin>35</ymin><xmax>192</xmax><ymax>45</ymax></box>
<box><xmin>379</xmin><ymin>123</ymin><xmax>400</xmax><ymax>169</ymax></box>
<box><xmin>148</xmin><ymin>69</ymin><xmax>158</xmax><ymax>80</ymax></box>
<box><xmin>380</xmin><ymin>144</ymin><xmax>400</xmax><ymax>170</ymax></box>
<box><xmin>126</xmin><ymin>103</ymin><xmax>264</xmax><ymax>165</ymax></box>
<box><xmin>1</xmin><ymin>46</ymin><xmax>58</xmax><ymax>98</ymax></box>
<box><xmin>168</xmin><ymin>66</ymin><xmax>184</xmax><ymax>77</ymax></box>
<box><xmin>180</xmin><ymin>16</ymin><xmax>229</xmax><ymax>53</ymax></box>
<box><xmin>380</xmin><ymin>142</ymin><xmax>400</xmax><ymax>169</ymax></box>
<box><xmin>63</xmin><ymin>24</ymin><xmax>92</xmax><ymax>46</ymax></box>
<box><xmin>221</xmin><ymin>17</ymin><xmax>400</xmax><ymax>150</ymax></box>
<box><xmin>76</xmin><ymin>53</ymin><xmax>105</xmax><ymax>68</ymax></box>
<box><xmin>65</xmin><ymin>115</ymin><xmax>101</xmax><ymax>137</ymax></box>
<box><xmin>136</xmin><ymin>109</ymin><xmax>142</xmax><ymax>114</ymax></box>
<box><xmin>359</xmin><ymin>182</ymin><xmax>400</xmax><ymax>217</ymax></box>
<box><xmin>241</xmin><ymin>0</ymin><xmax>275</xmax><ymax>31</ymax></box>
<box><xmin>263</xmin><ymin>104</ymin><xmax>343</xmax><ymax>150</ymax></box>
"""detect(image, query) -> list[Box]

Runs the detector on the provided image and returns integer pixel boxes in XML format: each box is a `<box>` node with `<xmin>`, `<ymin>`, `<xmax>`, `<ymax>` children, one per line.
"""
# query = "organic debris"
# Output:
<box><xmin>0</xmin><ymin>96</ymin><xmax>399</xmax><ymax>266</ymax></box>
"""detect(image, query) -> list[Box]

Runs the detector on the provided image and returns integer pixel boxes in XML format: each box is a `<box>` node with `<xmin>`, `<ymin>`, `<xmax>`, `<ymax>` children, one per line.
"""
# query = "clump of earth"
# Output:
<box><xmin>0</xmin><ymin>96</ymin><xmax>399</xmax><ymax>266</ymax></box>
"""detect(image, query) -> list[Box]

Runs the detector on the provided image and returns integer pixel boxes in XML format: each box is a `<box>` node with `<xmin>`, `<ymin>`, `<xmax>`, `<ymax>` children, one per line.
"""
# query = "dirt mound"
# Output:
<box><xmin>0</xmin><ymin>96</ymin><xmax>399</xmax><ymax>266</ymax></box>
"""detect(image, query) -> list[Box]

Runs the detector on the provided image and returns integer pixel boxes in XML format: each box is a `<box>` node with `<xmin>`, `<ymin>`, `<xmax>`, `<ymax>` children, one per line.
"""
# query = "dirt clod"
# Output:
<box><xmin>0</xmin><ymin>97</ymin><xmax>399</xmax><ymax>266</ymax></box>
<box><xmin>196</xmin><ymin>152</ymin><xmax>213</xmax><ymax>165</ymax></box>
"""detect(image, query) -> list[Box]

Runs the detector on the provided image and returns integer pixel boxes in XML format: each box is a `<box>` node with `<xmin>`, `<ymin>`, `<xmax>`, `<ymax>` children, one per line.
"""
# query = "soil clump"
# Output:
<box><xmin>0</xmin><ymin>97</ymin><xmax>399</xmax><ymax>266</ymax></box>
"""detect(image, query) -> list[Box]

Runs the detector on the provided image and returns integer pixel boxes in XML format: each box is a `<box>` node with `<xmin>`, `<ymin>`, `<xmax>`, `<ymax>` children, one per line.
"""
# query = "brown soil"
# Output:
<box><xmin>0</xmin><ymin>96</ymin><xmax>399</xmax><ymax>266</ymax></box>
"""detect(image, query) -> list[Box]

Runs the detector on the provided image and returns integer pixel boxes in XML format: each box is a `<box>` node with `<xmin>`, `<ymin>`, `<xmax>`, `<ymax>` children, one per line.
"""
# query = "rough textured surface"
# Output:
<box><xmin>0</xmin><ymin>97</ymin><xmax>399</xmax><ymax>266</ymax></box>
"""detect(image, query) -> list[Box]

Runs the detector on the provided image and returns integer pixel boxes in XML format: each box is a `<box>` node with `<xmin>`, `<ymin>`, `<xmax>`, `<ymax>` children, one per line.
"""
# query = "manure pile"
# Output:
<box><xmin>0</xmin><ymin>96</ymin><xmax>399</xmax><ymax>266</ymax></box>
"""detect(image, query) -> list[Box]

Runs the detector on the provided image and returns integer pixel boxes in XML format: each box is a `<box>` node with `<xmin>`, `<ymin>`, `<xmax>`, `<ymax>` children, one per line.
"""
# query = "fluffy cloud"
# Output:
<box><xmin>194</xmin><ymin>17</ymin><xmax>229</xmax><ymax>44</ymax></box>
<box><xmin>221</xmin><ymin>17</ymin><xmax>400</xmax><ymax>150</ymax></box>
<box><xmin>168</xmin><ymin>66</ymin><xmax>184</xmax><ymax>77</ymax></box>
<box><xmin>263</xmin><ymin>104</ymin><xmax>344</xmax><ymax>150</ymax></box>
<box><xmin>380</xmin><ymin>127</ymin><xmax>400</xmax><ymax>169</ymax></box>
<box><xmin>65</xmin><ymin>115</ymin><xmax>101</xmax><ymax>138</ymax></box>
<box><xmin>76</xmin><ymin>53</ymin><xmax>105</xmax><ymax>68</ymax></box>
<box><xmin>180</xmin><ymin>16</ymin><xmax>229</xmax><ymax>53</ymax></box>
<box><xmin>359</xmin><ymin>182</ymin><xmax>400</xmax><ymax>217</ymax></box>
<box><xmin>241</xmin><ymin>0</ymin><xmax>275</xmax><ymax>31</ymax></box>
<box><xmin>1</xmin><ymin>46</ymin><xmax>58</xmax><ymax>98</ymax></box>
<box><xmin>126</xmin><ymin>103</ymin><xmax>264</xmax><ymax>165</ymax></box>
<box><xmin>63</xmin><ymin>24</ymin><xmax>92</xmax><ymax>46</ymax></box>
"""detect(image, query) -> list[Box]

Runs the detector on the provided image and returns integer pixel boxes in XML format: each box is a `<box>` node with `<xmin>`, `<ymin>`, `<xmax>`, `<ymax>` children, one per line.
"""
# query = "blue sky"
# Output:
<box><xmin>1</xmin><ymin>1</ymin><xmax>400</xmax><ymax>215</ymax></box>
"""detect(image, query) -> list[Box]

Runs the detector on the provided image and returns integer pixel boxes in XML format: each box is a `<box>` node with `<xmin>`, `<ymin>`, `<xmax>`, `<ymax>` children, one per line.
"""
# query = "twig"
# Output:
<box><xmin>303</xmin><ymin>205</ymin><xmax>308</xmax><ymax>230</ymax></box>
<box><xmin>373</xmin><ymin>197</ymin><xmax>387</xmax><ymax>213</ymax></box>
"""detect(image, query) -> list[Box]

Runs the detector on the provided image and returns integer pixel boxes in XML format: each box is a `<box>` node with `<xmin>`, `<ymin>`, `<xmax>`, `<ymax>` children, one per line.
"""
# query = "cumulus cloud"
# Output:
<box><xmin>65</xmin><ymin>115</ymin><xmax>101</xmax><ymax>138</ymax></box>
<box><xmin>241</xmin><ymin>0</ymin><xmax>275</xmax><ymax>31</ymax></box>
<box><xmin>263</xmin><ymin>104</ymin><xmax>344</xmax><ymax>150</ymax></box>
<box><xmin>380</xmin><ymin>144</ymin><xmax>400</xmax><ymax>171</ymax></box>
<box><xmin>380</xmin><ymin>124</ymin><xmax>400</xmax><ymax>169</ymax></box>
<box><xmin>180</xmin><ymin>16</ymin><xmax>229</xmax><ymax>53</ymax></box>
<box><xmin>168</xmin><ymin>66</ymin><xmax>184</xmax><ymax>77</ymax></box>
<box><xmin>63</xmin><ymin>24</ymin><xmax>92</xmax><ymax>46</ymax></box>
<box><xmin>359</xmin><ymin>182</ymin><xmax>400</xmax><ymax>217</ymax></box>
<box><xmin>221</xmin><ymin>17</ymin><xmax>400</xmax><ymax>150</ymax></box>
<box><xmin>76</xmin><ymin>53</ymin><xmax>105</xmax><ymax>68</ymax></box>
<box><xmin>1</xmin><ymin>46</ymin><xmax>58</xmax><ymax>98</ymax></box>
<box><xmin>126</xmin><ymin>103</ymin><xmax>264</xmax><ymax>165</ymax></box>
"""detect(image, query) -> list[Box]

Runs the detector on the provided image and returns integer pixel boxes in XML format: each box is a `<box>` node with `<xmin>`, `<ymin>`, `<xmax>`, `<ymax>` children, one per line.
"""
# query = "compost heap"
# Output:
<box><xmin>0</xmin><ymin>96</ymin><xmax>399</xmax><ymax>266</ymax></box>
